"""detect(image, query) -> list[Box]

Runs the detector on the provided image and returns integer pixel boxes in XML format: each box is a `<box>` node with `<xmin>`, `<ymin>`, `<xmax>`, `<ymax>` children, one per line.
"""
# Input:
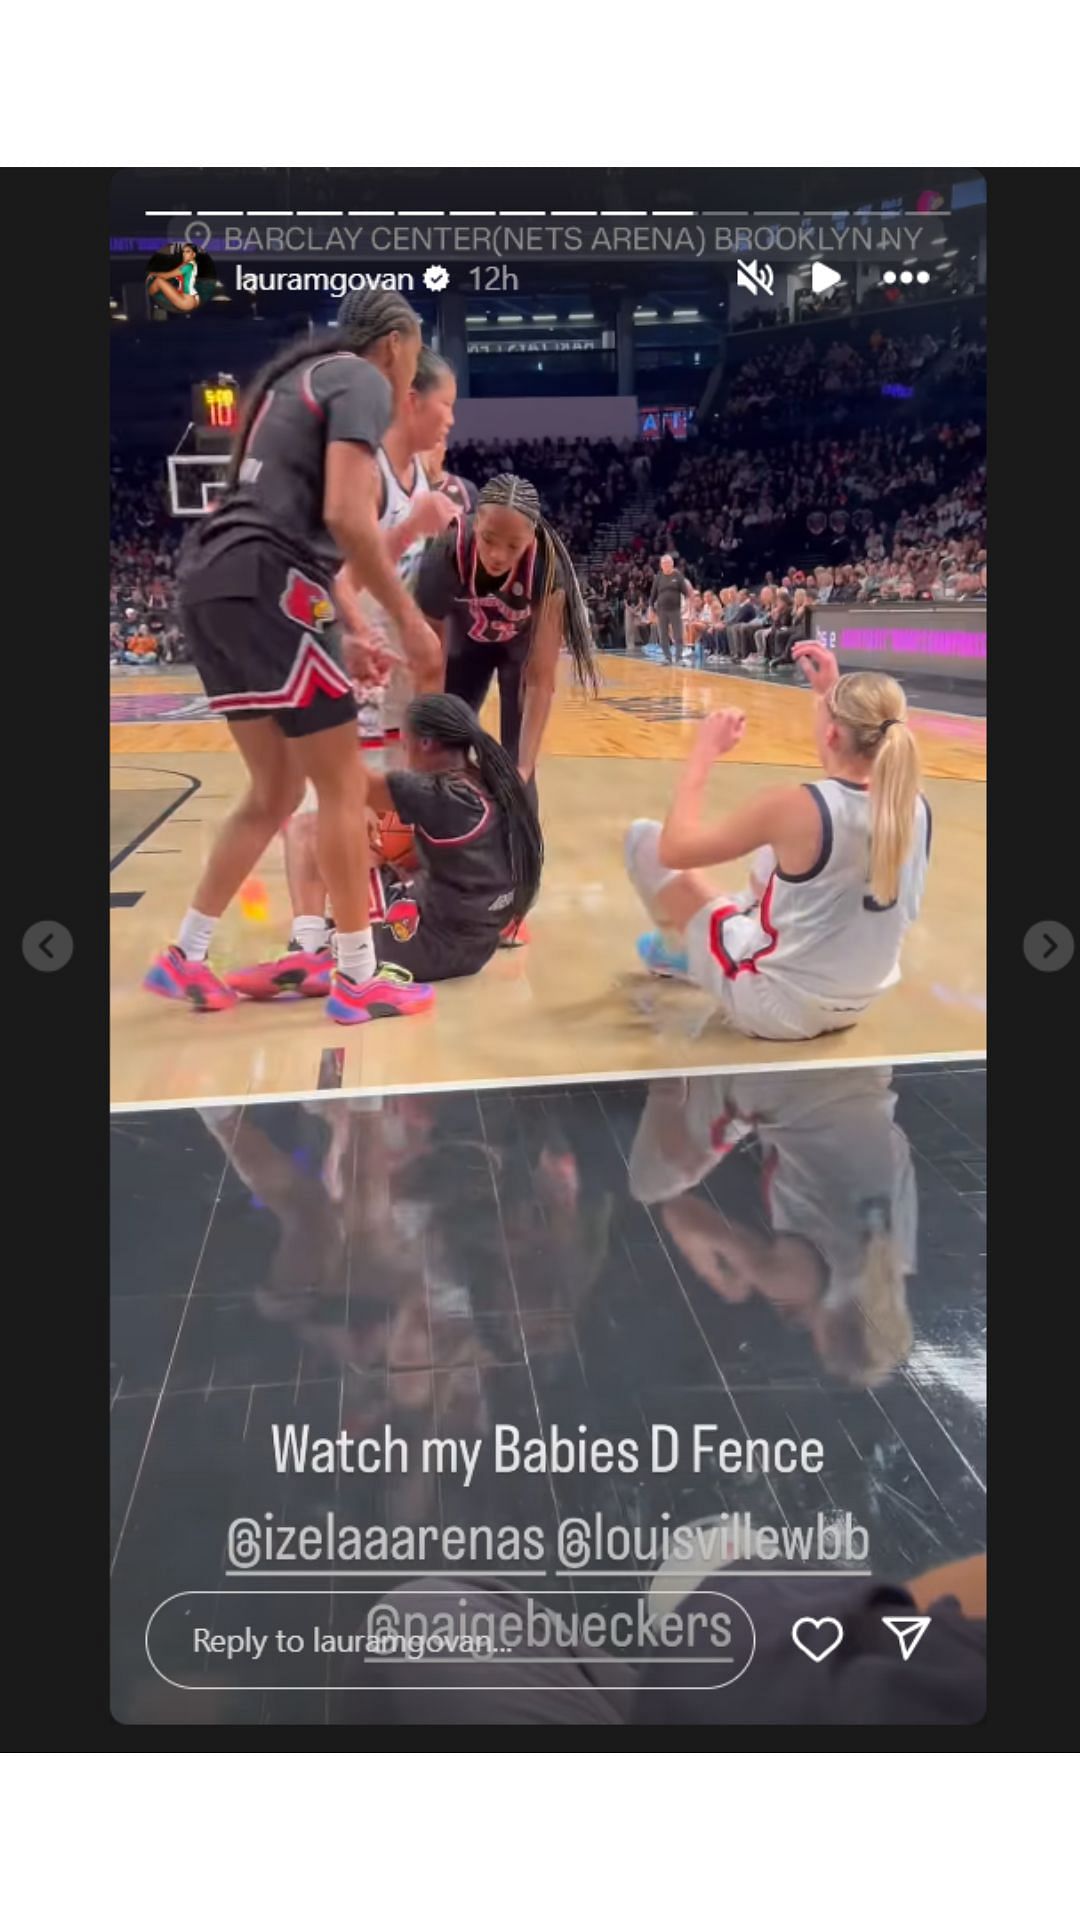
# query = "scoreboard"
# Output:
<box><xmin>191</xmin><ymin>381</ymin><xmax>239</xmax><ymax>444</ymax></box>
<box><xmin>810</xmin><ymin>602</ymin><xmax>987</xmax><ymax>687</ymax></box>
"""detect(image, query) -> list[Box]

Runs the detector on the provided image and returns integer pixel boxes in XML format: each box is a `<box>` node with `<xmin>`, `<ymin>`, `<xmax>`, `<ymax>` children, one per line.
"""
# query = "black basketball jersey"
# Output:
<box><xmin>385</xmin><ymin>769</ymin><xmax>516</xmax><ymax>932</ymax></box>
<box><xmin>181</xmin><ymin>353</ymin><xmax>392</xmax><ymax>593</ymax></box>
<box><xmin>415</xmin><ymin>518</ymin><xmax>551</xmax><ymax>652</ymax></box>
<box><xmin>435</xmin><ymin>471</ymin><xmax>478</xmax><ymax>513</ymax></box>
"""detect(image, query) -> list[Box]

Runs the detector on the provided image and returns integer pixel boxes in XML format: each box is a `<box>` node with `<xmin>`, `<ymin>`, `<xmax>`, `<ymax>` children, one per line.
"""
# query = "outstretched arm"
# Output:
<box><xmin>324</xmin><ymin>442</ymin><xmax>442</xmax><ymax>691</ymax></box>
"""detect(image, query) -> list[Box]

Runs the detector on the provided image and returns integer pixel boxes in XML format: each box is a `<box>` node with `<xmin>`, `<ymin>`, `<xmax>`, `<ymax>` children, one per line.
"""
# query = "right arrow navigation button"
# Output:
<box><xmin>1023</xmin><ymin>921</ymin><xmax>1074</xmax><ymax>973</ymax></box>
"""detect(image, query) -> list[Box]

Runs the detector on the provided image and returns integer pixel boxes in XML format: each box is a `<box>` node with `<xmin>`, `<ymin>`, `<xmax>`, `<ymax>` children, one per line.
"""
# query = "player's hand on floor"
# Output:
<box><xmin>791</xmin><ymin>640</ymin><xmax>840</xmax><ymax>692</ymax></box>
<box><xmin>694</xmin><ymin>708</ymin><xmax>747</xmax><ymax>761</ymax></box>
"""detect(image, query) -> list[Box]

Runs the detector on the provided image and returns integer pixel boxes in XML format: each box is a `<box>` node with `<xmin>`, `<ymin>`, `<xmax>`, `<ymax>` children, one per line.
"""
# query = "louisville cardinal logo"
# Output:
<box><xmin>280</xmin><ymin>568</ymin><xmax>334</xmax><ymax>631</ymax></box>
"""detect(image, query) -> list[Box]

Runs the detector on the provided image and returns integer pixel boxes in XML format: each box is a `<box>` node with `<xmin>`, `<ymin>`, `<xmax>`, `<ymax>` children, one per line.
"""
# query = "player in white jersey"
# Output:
<box><xmin>279</xmin><ymin>350</ymin><xmax>459</xmax><ymax>960</ymax></box>
<box><xmin>627</xmin><ymin>1066</ymin><xmax>916</xmax><ymax>1387</ymax></box>
<box><xmin>625</xmin><ymin>640</ymin><xmax>930</xmax><ymax>1040</ymax></box>
<box><xmin>349</xmin><ymin>352</ymin><xmax>459</xmax><ymax>769</ymax></box>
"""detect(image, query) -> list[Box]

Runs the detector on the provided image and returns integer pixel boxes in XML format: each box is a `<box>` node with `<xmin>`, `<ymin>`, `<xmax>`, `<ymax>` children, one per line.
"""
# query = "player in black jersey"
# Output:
<box><xmin>143</xmin><ymin>287</ymin><xmax>443</xmax><ymax>1027</ymax></box>
<box><xmin>415</xmin><ymin>473</ymin><xmax>597</xmax><ymax>788</ymax></box>
<box><xmin>229</xmin><ymin>694</ymin><xmax>542</xmax><ymax>994</ymax></box>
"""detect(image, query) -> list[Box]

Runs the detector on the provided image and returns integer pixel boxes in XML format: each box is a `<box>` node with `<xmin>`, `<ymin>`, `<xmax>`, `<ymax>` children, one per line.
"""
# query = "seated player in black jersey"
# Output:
<box><xmin>228</xmin><ymin>694</ymin><xmax>542</xmax><ymax>993</ymax></box>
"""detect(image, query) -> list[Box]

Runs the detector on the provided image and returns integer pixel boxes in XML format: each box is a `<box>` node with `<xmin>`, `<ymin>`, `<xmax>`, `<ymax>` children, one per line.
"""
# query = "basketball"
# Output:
<box><xmin>377</xmin><ymin>812</ymin><xmax>418</xmax><ymax>871</ymax></box>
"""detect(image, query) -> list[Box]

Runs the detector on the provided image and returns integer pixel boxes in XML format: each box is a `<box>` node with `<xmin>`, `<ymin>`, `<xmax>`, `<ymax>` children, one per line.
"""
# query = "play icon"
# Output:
<box><xmin>811</xmin><ymin>261</ymin><xmax>842</xmax><ymax>294</ymax></box>
<box><xmin>883</xmin><ymin>1615</ymin><xmax>931</xmax><ymax>1661</ymax></box>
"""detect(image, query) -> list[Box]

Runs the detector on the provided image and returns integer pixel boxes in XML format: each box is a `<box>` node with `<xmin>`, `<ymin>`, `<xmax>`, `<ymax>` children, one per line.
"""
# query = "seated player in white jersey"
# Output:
<box><xmin>627</xmin><ymin>1067</ymin><xmax>916</xmax><ymax>1388</ymax></box>
<box><xmin>625</xmin><ymin>640</ymin><xmax>931</xmax><ymax>1041</ymax></box>
<box><xmin>270</xmin><ymin>349</ymin><xmax>460</xmax><ymax>972</ymax></box>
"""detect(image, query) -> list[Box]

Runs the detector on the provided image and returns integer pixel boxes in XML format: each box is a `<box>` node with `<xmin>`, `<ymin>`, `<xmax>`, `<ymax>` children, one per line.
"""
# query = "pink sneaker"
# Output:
<box><xmin>326</xmin><ymin>963</ymin><xmax>433</xmax><ymax>1026</ymax></box>
<box><xmin>143</xmin><ymin>945</ymin><xmax>238</xmax><ymax>1013</ymax></box>
<box><xmin>225</xmin><ymin>946</ymin><xmax>333</xmax><ymax>1001</ymax></box>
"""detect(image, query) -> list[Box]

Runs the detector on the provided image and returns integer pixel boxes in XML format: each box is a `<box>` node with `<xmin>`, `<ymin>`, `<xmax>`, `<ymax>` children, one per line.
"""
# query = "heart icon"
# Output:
<box><xmin>791</xmin><ymin>1616</ymin><xmax>844</xmax><ymax>1663</ymax></box>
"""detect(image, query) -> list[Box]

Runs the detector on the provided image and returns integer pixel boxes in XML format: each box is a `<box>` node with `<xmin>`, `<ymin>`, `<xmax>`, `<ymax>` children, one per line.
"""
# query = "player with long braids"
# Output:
<box><xmin>266</xmin><ymin>347</ymin><xmax>461</xmax><ymax>970</ymax></box>
<box><xmin>229</xmin><ymin>693</ymin><xmax>543</xmax><ymax>993</ymax></box>
<box><xmin>412</xmin><ymin>471</ymin><xmax>596</xmax><ymax>944</ymax></box>
<box><xmin>414</xmin><ymin>472</ymin><xmax>598</xmax><ymax>787</ymax></box>
<box><xmin>143</xmin><ymin>286</ymin><xmax>442</xmax><ymax>1027</ymax></box>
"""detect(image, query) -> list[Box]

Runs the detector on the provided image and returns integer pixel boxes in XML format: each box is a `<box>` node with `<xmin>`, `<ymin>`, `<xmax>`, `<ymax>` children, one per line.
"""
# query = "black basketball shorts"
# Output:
<box><xmin>180</xmin><ymin>544</ymin><xmax>358</xmax><ymax>739</ymax></box>
<box><xmin>372</xmin><ymin>881</ymin><xmax>500</xmax><ymax>982</ymax></box>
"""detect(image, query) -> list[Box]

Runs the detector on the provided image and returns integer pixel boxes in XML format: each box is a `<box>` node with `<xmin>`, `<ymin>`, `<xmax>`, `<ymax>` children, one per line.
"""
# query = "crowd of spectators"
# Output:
<box><xmin>110</xmin><ymin>313</ymin><xmax>985</xmax><ymax>667</ymax></box>
<box><xmin>595</xmin><ymin>550</ymin><xmax>986</xmax><ymax>668</ymax></box>
<box><xmin>617</xmin><ymin>417</ymin><xmax>981</xmax><ymax>570</ymax></box>
<box><xmin>109</xmin><ymin>458</ymin><xmax>186</xmax><ymax>666</ymax></box>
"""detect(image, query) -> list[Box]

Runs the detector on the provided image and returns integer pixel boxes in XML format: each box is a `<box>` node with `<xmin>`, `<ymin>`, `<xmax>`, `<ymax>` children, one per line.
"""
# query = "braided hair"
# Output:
<box><xmin>404</xmin><ymin>692</ymin><xmax>543</xmax><ymax>923</ymax></box>
<box><xmin>225</xmin><ymin>287</ymin><xmax>421</xmax><ymax>488</ymax></box>
<box><xmin>476</xmin><ymin>473</ymin><xmax>599</xmax><ymax>694</ymax></box>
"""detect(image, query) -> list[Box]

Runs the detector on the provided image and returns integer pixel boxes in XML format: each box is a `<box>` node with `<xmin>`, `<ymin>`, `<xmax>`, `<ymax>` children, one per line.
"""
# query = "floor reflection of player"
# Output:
<box><xmin>143</xmin><ymin>288</ymin><xmax>442</xmax><ymax>1026</ymax></box>
<box><xmin>628</xmin><ymin>1067</ymin><xmax>916</xmax><ymax>1387</ymax></box>
<box><xmin>197</xmin><ymin>1096</ymin><xmax>610</xmax><ymax>1523</ymax></box>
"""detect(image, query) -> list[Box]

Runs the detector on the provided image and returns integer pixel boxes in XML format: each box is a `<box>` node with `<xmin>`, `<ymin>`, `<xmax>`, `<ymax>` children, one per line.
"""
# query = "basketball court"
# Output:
<box><xmin>110</xmin><ymin>652</ymin><xmax>986</xmax><ymax>1106</ymax></box>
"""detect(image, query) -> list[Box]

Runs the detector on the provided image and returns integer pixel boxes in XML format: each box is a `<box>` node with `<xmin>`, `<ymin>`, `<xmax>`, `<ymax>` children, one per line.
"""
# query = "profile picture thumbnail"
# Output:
<box><xmin>145</xmin><ymin>242</ymin><xmax>219</xmax><ymax>317</ymax></box>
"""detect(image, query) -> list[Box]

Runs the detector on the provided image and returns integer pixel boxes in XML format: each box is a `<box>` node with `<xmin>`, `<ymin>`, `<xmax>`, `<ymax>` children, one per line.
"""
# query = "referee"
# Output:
<box><xmin>649</xmin><ymin>553</ymin><xmax>692</xmax><ymax>663</ymax></box>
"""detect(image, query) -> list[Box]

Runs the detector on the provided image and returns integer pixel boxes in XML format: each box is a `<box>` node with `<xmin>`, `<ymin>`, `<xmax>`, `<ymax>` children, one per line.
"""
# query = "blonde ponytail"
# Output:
<box><xmin>868</xmin><ymin>719</ymin><xmax>921</xmax><ymax>906</ymax></box>
<box><xmin>827</xmin><ymin>673</ymin><xmax>921</xmax><ymax>906</ymax></box>
<box><xmin>817</xmin><ymin>1227</ymin><xmax>914</xmax><ymax>1388</ymax></box>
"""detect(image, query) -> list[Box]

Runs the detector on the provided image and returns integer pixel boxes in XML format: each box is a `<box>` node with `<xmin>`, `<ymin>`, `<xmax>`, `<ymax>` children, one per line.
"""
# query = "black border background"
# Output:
<box><xmin>11</xmin><ymin>167</ymin><xmax>1075</xmax><ymax>1746</ymax></box>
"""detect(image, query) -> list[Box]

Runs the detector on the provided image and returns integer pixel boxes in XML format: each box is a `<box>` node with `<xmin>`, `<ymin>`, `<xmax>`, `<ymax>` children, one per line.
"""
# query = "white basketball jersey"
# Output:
<box><xmin>721</xmin><ymin>780</ymin><xmax>931</xmax><ymax>1010</ymax></box>
<box><xmin>355</xmin><ymin>446</ymin><xmax>431</xmax><ymax>757</ymax></box>
<box><xmin>357</xmin><ymin>446</ymin><xmax>430</xmax><ymax>639</ymax></box>
<box><xmin>628</xmin><ymin>1068</ymin><xmax>917</xmax><ymax>1291</ymax></box>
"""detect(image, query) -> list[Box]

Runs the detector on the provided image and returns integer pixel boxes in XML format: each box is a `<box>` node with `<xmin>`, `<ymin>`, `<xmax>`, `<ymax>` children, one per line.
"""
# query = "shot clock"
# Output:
<box><xmin>192</xmin><ymin>381</ymin><xmax>239</xmax><ymax>437</ymax></box>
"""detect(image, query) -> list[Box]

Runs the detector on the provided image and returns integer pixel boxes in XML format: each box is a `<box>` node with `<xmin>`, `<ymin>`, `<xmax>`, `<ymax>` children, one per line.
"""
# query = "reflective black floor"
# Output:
<box><xmin>110</xmin><ymin>1063</ymin><xmax>986</xmax><ymax>1725</ymax></box>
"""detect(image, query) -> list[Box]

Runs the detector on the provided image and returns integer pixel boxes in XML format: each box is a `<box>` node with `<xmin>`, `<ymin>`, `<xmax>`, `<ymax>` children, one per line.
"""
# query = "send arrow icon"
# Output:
<box><xmin>883</xmin><ymin>1616</ymin><xmax>931</xmax><ymax>1661</ymax></box>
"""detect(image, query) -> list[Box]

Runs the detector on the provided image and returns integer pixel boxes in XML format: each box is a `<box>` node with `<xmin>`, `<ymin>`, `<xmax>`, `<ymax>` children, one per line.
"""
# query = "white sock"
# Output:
<box><xmin>177</xmin><ymin>908</ymin><xmax>217</xmax><ymax>963</ymax></box>
<box><xmin>292</xmin><ymin>915</ymin><xmax>331</xmax><ymax>954</ymax></box>
<box><xmin>334</xmin><ymin>927</ymin><xmax>376</xmax><ymax>985</ymax></box>
<box><xmin>624</xmin><ymin>820</ymin><xmax>678</xmax><ymax>919</ymax></box>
